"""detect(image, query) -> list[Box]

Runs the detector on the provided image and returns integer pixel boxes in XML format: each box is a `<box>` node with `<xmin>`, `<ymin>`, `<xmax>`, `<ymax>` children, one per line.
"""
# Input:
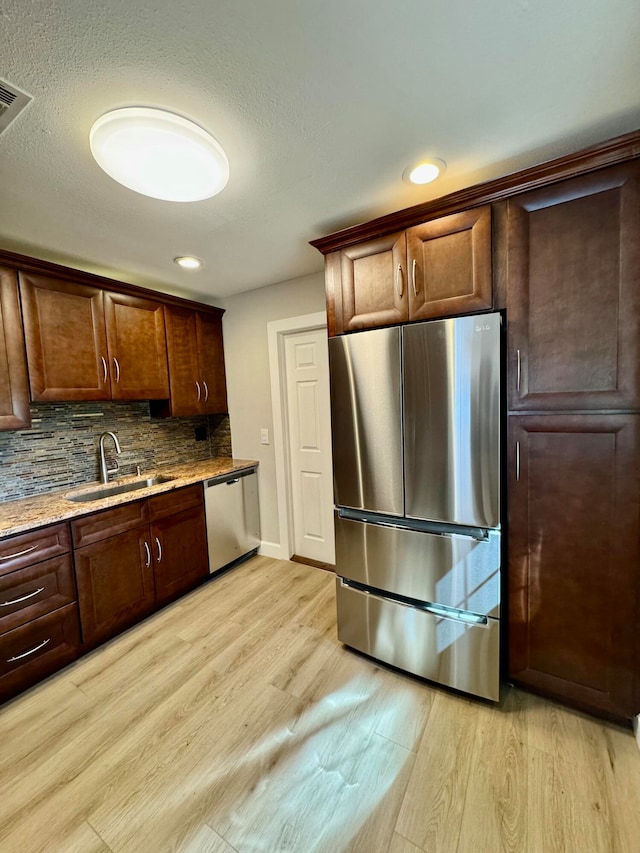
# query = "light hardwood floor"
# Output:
<box><xmin>1</xmin><ymin>556</ymin><xmax>638</xmax><ymax>853</ymax></box>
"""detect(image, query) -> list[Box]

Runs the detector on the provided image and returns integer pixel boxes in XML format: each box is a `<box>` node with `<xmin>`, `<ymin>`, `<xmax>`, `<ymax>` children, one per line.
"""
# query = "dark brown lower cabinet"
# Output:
<box><xmin>73</xmin><ymin>485</ymin><xmax>208</xmax><ymax>649</ymax></box>
<box><xmin>508</xmin><ymin>414</ymin><xmax>640</xmax><ymax>721</ymax></box>
<box><xmin>0</xmin><ymin>604</ymin><xmax>81</xmax><ymax>703</ymax></box>
<box><xmin>152</xmin><ymin>506</ymin><xmax>208</xmax><ymax>607</ymax></box>
<box><xmin>74</xmin><ymin>527</ymin><xmax>155</xmax><ymax>649</ymax></box>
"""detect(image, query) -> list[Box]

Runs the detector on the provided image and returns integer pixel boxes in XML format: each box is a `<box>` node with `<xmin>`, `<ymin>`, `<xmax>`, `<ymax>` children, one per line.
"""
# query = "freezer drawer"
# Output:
<box><xmin>336</xmin><ymin>579</ymin><xmax>500</xmax><ymax>701</ymax></box>
<box><xmin>204</xmin><ymin>470</ymin><xmax>260</xmax><ymax>573</ymax></box>
<box><xmin>335</xmin><ymin>512</ymin><xmax>500</xmax><ymax>618</ymax></box>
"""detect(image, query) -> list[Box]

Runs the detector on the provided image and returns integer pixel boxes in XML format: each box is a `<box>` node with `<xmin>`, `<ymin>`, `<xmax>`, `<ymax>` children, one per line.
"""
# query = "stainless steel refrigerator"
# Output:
<box><xmin>329</xmin><ymin>312</ymin><xmax>502</xmax><ymax>701</ymax></box>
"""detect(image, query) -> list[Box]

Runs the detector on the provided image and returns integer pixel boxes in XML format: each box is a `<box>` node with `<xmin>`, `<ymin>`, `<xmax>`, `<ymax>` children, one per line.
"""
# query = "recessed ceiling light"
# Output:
<box><xmin>89</xmin><ymin>107</ymin><xmax>229</xmax><ymax>202</ymax></box>
<box><xmin>174</xmin><ymin>256</ymin><xmax>203</xmax><ymax>270</ymax></box>
<box><xmin>403</xmin><ymin>159</ymin><xmax>446</xmax><ymax>185</ymax></box>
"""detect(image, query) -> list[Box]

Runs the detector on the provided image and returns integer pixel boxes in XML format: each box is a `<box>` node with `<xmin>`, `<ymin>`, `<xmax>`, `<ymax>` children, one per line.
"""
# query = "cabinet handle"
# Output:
<box><xmin>203</xmin><ymin>380</ymin><xmax>209</xmax><ymax>402</ymax></box>
<box><xmin>195</xmin><ymin>381</ymin><xmax>201</xmax><ymax>402</ymax></box>
<box><xmin>0</xmin><ymin>545</ymin><xmax>38</xmax><ymax>561</ymax></box>
<box><xmin>7</xmin><ymin>637</ymin><xmax>50</xmax><ymax>663</ymax></box>
<box><xmin>516</xmin><ymin>349</ymin><xmax>521</xmax><ymax>391</ymax></box>
<box><xmin>144</xmin><ymin>541</ymin><xmax>151</xmax><ymax>568</ymax></box>
<box><xmin>101</xmin><ymin>356</ymin><xmax>108</xmax><ymax>383</ymax></box>
<box><xmin>395</xmin><ymin>264</ymin><xmax>403</xmax><ymax>297</ymax></box>
<box><xmin>516</xmin><ymin>441</ymin><xmax>521</xmax><ymax>481</ymax></box>
<box><xmin>411</xmin><ymin>259</ymin><xmax>418</xmax><ymax>297</ymax></box>
<box><xmin>155</xmin><ymin>537</ymin><xmax>162</xmax><ymax>563</ymax></box>
<box><xmin>1</xmin><ymin>587</ymin><xmax>45</xmax><ymax>607</ymax></box>
<box><xmin>113</xmin><ymin>357</ymin><xmax>121</xmax><ymax>383</ymax></box>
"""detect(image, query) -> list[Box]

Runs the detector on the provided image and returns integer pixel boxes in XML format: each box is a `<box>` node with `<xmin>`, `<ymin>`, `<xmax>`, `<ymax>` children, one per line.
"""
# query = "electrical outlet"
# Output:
<box><xmin>194</xmin><ymin>425</ymin><xmax>208</xmax><ymax>442</ymax></box>
<box><xmin>260</xmin><ymin>428</ymin><xmax>269</xmax><ymax>445</ymax></box>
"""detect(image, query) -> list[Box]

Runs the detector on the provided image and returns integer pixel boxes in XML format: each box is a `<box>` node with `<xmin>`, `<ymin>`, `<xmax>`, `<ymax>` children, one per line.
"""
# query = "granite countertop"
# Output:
<box><xmin>0</xmin><ymin>458</ymin><xmax>258</xmax><ymax>540</ymax></box>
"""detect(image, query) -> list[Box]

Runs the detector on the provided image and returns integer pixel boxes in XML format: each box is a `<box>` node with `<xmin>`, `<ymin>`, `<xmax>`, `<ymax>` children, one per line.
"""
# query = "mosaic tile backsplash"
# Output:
<box><xmin>0</xmin><ymin>401</ymin><xmax>232</xmax><ymax>502</ymax></box>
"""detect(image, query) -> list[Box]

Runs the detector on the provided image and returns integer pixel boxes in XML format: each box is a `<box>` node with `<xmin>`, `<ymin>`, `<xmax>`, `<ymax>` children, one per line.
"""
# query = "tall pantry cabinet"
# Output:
<box><xmin>505</xmin><ymin>161</ymin><xmax>640</xmax><ymax>720</ymax></box>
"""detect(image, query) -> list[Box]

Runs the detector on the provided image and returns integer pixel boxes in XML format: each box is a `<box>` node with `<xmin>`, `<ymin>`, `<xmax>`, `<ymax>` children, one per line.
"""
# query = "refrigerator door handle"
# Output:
<box><xmin>516</xmin><ymin>441</ymin><xmax>521</xmax><ymax>481</ymax></box>
<box><xmin>516</xmin><ymin>349</ymin><xmax>521</xmax><ymax>390</ymax></box>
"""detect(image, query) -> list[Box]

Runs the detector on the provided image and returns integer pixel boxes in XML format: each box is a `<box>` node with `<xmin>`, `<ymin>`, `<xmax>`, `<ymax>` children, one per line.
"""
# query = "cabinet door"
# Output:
<box><xmin>0</xmin><ymin>268</ymin><xmax>31</xmax><ymax>430</ymax></box>
<box><xmin>104</xmin><ymin>293</ymin><xmax>169</xmax><ymax>400</ymax></box>
<box><xmin>196</xmin><ymin>312</ymin><xmax>228</xmax><ymax>414</ymax></box>
<box><xmin>407</xmin><ymin>206</ymin><xmax>492</xmax><ymax>321</ymax></box>
<box><xmin>75</xmin><ymin>527</ymin><xmax>155</xmax><ymax>648</ymax></box>
<box><xmin>19</xmin><ymin>272</ymin><xmax>110</xmax><ymax>401</ymax></box>
<box><xmin>152</xmin><ymin>504</ymin><xmax>208</xmax><ymax>606</ymax></box>
<box><xmin>507</xmin><ymin>162</ymin><xmax>640</xmax><ymax>411</ymax></box>
<box><xmin>338</xmin><ymin>233</ymin><xmax>408</xmax><ymax>332</ymax></box>
<box><xmin>508</xmin><ymin>414</ymin><xmax>639</xmax><ymax>720</ymax></box>
<box><xmin>163</xmin><ymin>306</ymin><xmax>201</xmax><ymax>416</ymax></box>
<box><xmin>20</xmin><ymin>273</ymin><xmax>111</xmax><ymax>401</ymax></box>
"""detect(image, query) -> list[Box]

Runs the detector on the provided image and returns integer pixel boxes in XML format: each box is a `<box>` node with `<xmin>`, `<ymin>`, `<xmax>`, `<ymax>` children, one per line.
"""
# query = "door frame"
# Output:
<box><xmin>267</xmin><ymin>312</ymin><xmax>328</xmax><ymax>561</ymax></box>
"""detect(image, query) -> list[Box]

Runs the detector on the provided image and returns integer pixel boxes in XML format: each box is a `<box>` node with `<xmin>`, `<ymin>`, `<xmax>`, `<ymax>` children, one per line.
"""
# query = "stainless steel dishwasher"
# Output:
<box><xmin>204</xmin><ymin>468</ymin><xmax>261</xmax><ymax>573</ymax></box>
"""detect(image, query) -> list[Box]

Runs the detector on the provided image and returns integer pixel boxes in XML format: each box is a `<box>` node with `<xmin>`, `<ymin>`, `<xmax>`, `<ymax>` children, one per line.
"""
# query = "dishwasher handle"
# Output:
<box><xmin>205</xmin><ymin>468</ymin><xmax>257</xmax><ymax>489</ymax></box>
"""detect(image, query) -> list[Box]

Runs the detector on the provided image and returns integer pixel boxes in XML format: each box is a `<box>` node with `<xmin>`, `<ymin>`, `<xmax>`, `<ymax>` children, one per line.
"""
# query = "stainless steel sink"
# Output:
<box><xmin>65</xmin><ymin>475</ymin><xmax>175</xmax><ymax>503</ymax></box>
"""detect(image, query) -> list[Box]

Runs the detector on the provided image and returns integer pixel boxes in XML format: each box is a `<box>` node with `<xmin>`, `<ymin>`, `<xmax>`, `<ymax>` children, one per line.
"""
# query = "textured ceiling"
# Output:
<box><xmin>1</xmin><ymin>0</ymin><xmax>640</xmax><ymax>303</ymax></box>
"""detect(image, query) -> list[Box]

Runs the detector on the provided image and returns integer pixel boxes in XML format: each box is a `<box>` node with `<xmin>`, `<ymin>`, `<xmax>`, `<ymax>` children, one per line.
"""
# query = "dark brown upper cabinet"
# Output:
<box><xmin>406</xmin><ymin>206</ymin><xmax>492</xmax><ymax>322</ymax></box>
<box><xmin>506</xmin><ymin>162</ymin><xmax>640</xmax><ymax>412</ymax></box>
<box><xmin>19</xmin><ymin>272</ymin><xmax>169</xmax><ymax>402</ymax></box>
<box><xmin>331</xmin><ymin>206</ymin><xmax>492</xmax><ymax>334</ymax></box>
<box><xmin>103</xmin><ymin>292</ymin><xmax>169</xmax><ymax>400</ymax></box>
<box><xmin>152</xmin><ymin>305</ymin><xmax>227</xmax><ymax>417</ymax></box>
<box><xmin>0</xmin><ymin>267</ymin><xmax>31</xmax><ymax>430</ymax></box>
<box><xmin>507</xmin><ymin>413</ymin><xmax>639</xmax><ymax>720</ymax></box>
<box><xmin>336</xmin><ymin>232</ymin><xmax>409</xmax><ymax>333</ymax></box>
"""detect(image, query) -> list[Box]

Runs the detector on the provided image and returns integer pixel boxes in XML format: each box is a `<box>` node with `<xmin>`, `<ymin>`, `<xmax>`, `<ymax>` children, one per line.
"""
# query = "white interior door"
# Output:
<box><xmin>284</xmin><ymin>328</ymin><xmax>335</xmax><ymax>564</ymax></box>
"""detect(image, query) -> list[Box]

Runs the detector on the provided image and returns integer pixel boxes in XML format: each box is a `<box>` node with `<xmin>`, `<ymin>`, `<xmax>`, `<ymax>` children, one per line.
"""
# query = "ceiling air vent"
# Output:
<box><xmin>0</xmin><ymin>79</ymin><xmax>32</xmax><ymax>136</ymax></box>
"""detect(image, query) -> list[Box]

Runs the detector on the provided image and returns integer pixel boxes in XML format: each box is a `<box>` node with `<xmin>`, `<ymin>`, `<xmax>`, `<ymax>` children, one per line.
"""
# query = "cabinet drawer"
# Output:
<box><xmin>0</xmin><ymin>554</ymin><xmax>76</xmax><ymax>634</ymax></box>
<box><xmin>0</xmin><ymin>603</ymin><xmax>81</xmax><ymax>703</ymax></box>
<box><xmin>71</xmin><ymin>499</ymin><xmax>149</xmax><ymax>548</ymax></box>
<box><xmin>0</xmin><ymin>523</ymin><xmax>71</xmax><ymax>577</ymax></box>
<box><xmin>149</xmin><ymin>483</ymin><xmax>203</xmax><ymax>521</ymax></box>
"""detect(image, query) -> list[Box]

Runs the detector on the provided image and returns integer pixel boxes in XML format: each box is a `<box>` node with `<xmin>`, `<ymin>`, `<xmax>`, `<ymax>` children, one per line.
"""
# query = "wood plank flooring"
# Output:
<box><xmin>0</xmin><ymin>555</ymin><xmax>638</xmax><ymax>853</ymax></box>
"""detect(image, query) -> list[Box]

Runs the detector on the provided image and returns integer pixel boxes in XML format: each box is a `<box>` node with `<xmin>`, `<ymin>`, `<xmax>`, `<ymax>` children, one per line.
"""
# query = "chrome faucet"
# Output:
<box><xmin>98</xmin><ymin>431</ymin><xmax>122</xmax><ymax>484</ymax></box>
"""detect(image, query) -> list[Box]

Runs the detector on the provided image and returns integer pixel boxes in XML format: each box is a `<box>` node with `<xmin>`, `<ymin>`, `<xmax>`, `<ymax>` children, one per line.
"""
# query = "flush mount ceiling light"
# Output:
<box><xmin>89</xmin><ymin>107</ymin><xmax>229</xmax><ymax>202</ymax></box>
<box><xmin>174</xmin><ymin>255</ymin><xmax>203</xmax><ymax>270</ymax></box>
<box><xmin>403</xmin><ymin>158</ymin><xmax>446</xmax><ymax>185</ymax></box>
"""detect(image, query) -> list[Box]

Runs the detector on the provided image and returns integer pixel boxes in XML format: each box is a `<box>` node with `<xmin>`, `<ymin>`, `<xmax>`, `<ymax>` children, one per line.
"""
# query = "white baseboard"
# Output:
<box><xmin>258</xmin><ymin>541</ymin><xmax>289</xmax><ymax>560</ymax></box>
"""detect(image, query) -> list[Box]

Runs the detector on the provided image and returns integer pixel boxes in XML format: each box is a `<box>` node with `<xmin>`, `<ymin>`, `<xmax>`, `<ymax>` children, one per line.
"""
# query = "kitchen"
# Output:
<box><xmin>2</xmin><ymin>1</ymin><xmax>640</xmax><ymax>851</ymax></box>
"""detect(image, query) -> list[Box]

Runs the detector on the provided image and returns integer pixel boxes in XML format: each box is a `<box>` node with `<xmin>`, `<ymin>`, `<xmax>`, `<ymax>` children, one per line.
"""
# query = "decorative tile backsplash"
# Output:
<box><xmin>0</xmin><ymin>401</ymin><xmax>232</xmax><ymax>502</ymax></box>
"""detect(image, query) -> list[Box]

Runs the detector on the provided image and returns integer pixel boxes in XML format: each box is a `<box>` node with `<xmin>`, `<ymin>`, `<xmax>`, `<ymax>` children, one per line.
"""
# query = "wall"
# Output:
<box><xmin>0</xmin><ymin>401</ymin><xmax>231</xmax><ymax>502</ymax></box>
<box><xmin>221</xmin><ymin>271</ymin><xmax>326</xmax><ymax>555</ymax></box>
